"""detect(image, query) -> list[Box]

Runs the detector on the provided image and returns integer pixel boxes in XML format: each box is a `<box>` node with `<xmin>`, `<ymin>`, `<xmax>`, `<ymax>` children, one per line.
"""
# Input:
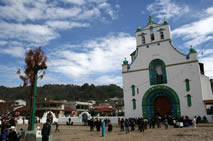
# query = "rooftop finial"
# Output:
<box><xmin>189</xmin><ymin>45</ymin><xmax>197</xmax><ymax>53</ymax></box>
<box><xmin>136</xmin><ymin>26</ymin><xmax>141</xmax><ymax>32</ymax></box>
<box><xmin>148</xmin><ymin>16</ymin><xmax>154</xmax><ymax>24</ymax></box>
<box><xmin>123</xmin><ymin>58</ymin><xmax>128</xmax><ymax>65</ymax></box>
<box><xmin>163</xmin><ymin>17</ymin><xmax>168</xmax><ymax>24</ymax></box>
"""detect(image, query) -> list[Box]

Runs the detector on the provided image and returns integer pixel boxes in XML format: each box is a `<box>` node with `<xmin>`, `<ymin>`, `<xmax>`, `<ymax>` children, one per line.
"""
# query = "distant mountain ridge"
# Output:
<box><xmin>1</xmin><ymin>80</ymin><xmax>212</xmax><ymax>102</ymax></box>
<box><xmin>0</xmin><ymin>83</ymin><xmax>123</xmax><ymax>102</ymax></box>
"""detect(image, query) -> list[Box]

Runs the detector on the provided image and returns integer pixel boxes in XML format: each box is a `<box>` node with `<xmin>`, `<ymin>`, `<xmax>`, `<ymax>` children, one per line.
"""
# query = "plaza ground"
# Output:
<box><xmin>17</xmin><ymin>123</ymin><xmax>213</xmax><ymax>141</ymax></box>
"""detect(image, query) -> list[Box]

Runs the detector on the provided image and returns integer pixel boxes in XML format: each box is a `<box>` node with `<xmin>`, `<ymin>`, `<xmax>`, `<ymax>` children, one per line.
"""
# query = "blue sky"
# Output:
<box><xmin>0</xmin><ymin>0</ymin><xmax>213</xmax><ymax>87</ymax></box>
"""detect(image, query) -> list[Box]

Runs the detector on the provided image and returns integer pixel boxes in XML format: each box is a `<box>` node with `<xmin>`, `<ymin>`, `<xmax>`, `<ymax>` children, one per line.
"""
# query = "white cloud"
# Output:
<box><xmin>64</xmin><ymin>0</ymin><xmax>86</xmax><ymax>5</ymax></box>
<box><xmin>147</xmin><ymin>0</ymin><xmax>189</xmax><ymax>21</ymax></box>
<box><xmin>200</xmin><ymin>49</ymin><xmax>213</xmax><ymax>57</ymax></box>
<box><xmin>172</xmin><ymin>7</ymin><xmax>213</xmax><ymax>47</ymax></box>
<box><xmin>172</xmin><ymin>7</ymin><xmax>213</xmax><ymax>79</ymax></box>
<box><xmin>0</xmin><ymin>65</ymin><xmax>20</xmax><ymax>87</ymax></box>
<box><xmin>0</xmin><ymin>41</ymin><xmax>7</xmax><ymax>46</ymax></box>
<box><xmin>47</xmin><ymin>33</ymin><xmax>136</xmax><ymax>83</ymax></box>
<box><xmin>207</xmin><ymin>7</ymin><xmax>213</xmax><ymax>15</ymax></box>
<box><xmin>200</xmin><ymin>55</ymin><xmax>213</xmax><ymax>79</ymax></box>
<box><xmin>38</xmin><ymin>72</ymin><xmax>61</xmax><ymax>86</ymax></box>
<box><xmin>94</xmin><ymin>75</ymin><xmax>122</xmax><ymax>86</ymax></box>
<box><xmin>45</xmin><ymin>7</ymin><xmax>82</xmax><ymax>20</ymax></box>
<box><xmin>0</xmin><ymin>46</ymin><xmax>25</xmax><ymax>57</ymax></box>
<box><xmin>45</xmin><ymin>21</ymin><xmax>90</xmax><ymax>30</ymax></box>
<box><xmin>0</xmin><ymin>0</ymin><xmax>119</xmax><ymax>57</ymax></box>
<box><xmin>0</xmin><ymin>0</ymin><xmax>117</xmax><ymax>22</ymax></box>
<box><xmin>0</xmin><ymin>22</ymin><xmax>58</xmax><ymax>45</ymax></box>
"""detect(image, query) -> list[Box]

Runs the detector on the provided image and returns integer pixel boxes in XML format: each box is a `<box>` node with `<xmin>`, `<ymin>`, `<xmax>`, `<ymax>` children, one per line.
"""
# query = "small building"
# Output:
<box><xmin>65</xmin><ymin>101</ymin><xmax>93</xmax><ymax>114</ymax></box>
<box><xmin>64</xmin><ymin>107</ymin><xmax>77</xmax><ymax>117</ymax></box>
<box><xmin>92</xmin><ymin>105</ymin><xmax>116</xmax><ymax>116</ymax></box>
<box><xmin>36</xmin><ymin>100</ymin><xmax>65</xmax><ymax>118</ymax></box>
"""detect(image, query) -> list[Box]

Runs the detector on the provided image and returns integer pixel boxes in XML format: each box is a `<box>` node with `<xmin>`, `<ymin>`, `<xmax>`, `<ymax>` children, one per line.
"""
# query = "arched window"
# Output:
<box><xmin>150</xmin><ymin>27</ymin><xmax>155</xmax><ymax>41</ymax></box>
<box><xmin>142</xmin><ymin>35</ymin><xmax>146</xmax><ymax>44</ymax></box>
<box><xmin>149</xmin><ymin>59</ymin><xmax>167</xmax><ymax>85</ymax></box>
<box><xmin>131</xmin><ymin>85</ymin><xmax>135</xmax><ymax>96</ymax></box>
<box><xmin>187</xmin><ymin>94</ymin><xmax>192</xmax><ymax>107</ymax></box>
<box><xmin>185</xmin><ymin>79</ymin><xmax>190</xmax><ymax>91</ymax></box>
<box><xmin>160</xmin><ymin>31</ymin><xmax>164</xmax><ymax>39</ymax></box>
<box><xmin>132</xmin><ymin>99</ymin><xmax>136</xmax><ymax>110</ymax></box>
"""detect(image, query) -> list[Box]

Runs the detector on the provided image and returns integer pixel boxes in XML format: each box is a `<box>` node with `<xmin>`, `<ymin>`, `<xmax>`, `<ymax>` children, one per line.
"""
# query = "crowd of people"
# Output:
<box><xmin>0</xmin><ymin>115</ymin><xmax>52</xmax><ymax>141</ymax></box>
<box><xmin>88</xmin><ymin>118</ymin><xmax>113</xmax><ymax>132</ymax></box>
<box><xmin>0</xmin><ymin>116</ymin><xmax>19</xmax><ymax>141</ymax></box>
<box><xmin>0</xmin><ymin>114</ymin><xmax>208</xmax><ymax>140</ymax></box>
<box><xmin>87</xmin><ymin>115</ymin><xmax>206</xmax><ymax>134</ymax></box>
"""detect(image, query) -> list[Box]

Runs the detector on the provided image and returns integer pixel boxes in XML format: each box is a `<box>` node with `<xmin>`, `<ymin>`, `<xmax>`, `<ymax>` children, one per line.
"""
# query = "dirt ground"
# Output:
<box><xmin>17</xmin><ymin>123</ymin><xmax>213</xmax><ymax>141</ymax></box>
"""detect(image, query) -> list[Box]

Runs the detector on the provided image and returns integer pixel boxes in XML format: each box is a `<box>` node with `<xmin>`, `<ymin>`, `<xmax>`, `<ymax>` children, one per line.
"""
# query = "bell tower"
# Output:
<box><xmin>135</xmin><ymin>16</ymin><xmax>172</xmax><ymax>47</ymax></box>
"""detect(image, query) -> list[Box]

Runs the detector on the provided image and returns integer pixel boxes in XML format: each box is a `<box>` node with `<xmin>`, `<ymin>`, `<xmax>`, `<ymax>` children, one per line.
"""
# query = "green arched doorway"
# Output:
<box><xmin>142</xmin><ymin>85</ymin><xmax>181</xmax><ymax>119</ymax></box>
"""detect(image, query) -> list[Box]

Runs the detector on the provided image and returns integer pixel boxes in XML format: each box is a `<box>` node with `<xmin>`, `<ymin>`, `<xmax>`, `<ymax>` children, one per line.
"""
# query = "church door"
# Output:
<box><xmin>154</xmin><ymin>96</ymin><xmax>171</xmax><ymax>116</ymax></box>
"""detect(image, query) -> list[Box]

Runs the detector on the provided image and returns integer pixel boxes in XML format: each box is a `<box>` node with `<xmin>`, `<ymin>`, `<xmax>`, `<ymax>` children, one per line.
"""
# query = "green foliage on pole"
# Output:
<box><xmin>17</xmin><ymin>47</ymin><xmax>47</xmax><ymax>131</ymax></box>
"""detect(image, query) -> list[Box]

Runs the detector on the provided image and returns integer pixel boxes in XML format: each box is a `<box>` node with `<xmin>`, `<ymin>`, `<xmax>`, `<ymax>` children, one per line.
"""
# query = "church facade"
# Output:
<box><xmin>122</xmin><ymin>17</ymin><xmax>213</xmax><ymax>121</ymax></box>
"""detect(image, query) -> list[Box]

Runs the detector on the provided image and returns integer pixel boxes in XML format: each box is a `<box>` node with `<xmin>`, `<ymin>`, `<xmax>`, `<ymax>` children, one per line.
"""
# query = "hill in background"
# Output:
<box><xmin>0</xmin><ymin>83</ymin><xmax>123</xmax><ymax>103</ymax></box>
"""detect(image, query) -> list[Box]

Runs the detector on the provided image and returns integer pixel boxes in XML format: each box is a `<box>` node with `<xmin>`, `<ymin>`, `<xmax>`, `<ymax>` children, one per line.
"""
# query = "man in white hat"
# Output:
<box><xmin>8</xmin><ymin>126</ymin><xmax>18</xmax><ymax>141</ymax></box>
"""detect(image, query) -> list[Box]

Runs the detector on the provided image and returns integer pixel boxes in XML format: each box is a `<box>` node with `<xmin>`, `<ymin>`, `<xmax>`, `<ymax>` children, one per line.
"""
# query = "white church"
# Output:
<box><xmin>122</xmin><ymin>16</ymin><xmax>213</xmax><ymax>122</ymax></box>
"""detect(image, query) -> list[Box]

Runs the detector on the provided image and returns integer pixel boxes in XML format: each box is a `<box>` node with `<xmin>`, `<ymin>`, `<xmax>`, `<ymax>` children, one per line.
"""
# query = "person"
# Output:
<box><xmin>173</xmin><ymin>118</ymin><xmax>176</xmax><ymax>128</ymax></box>
<box><xmin>42</xmin><ymin>118</ymin><xmax>51</xmax><ymax>141</ymax></box>
<box><xmin>118</xmin><ymin>118</ymin><xmax>121</xmax><ymax>126</ymax></box>
<box><xmin>124</xmin><ymin>119</ymin><xmax>129</xmax><ymax>134</ymax></box>
<box><xmin>9</xmin><ymin>117</ymin><xmax>16</xmax><ymax>127</ymax></box>
<box><xmin>0</xmin><ymin>128</ymin><xmax>8</xmax><ymax>141</ymax></box>
<box><xmin>157</xmin><ymin>116</ymin><xmax>161</xmax><ymax>128</ymax></box>
<box><xmin>55</xmin><ymin>122</ymin><xmax>60</xmax><ymax>132</ymax></box>
<box><xmin>144</xmin><ymin>118</ymin><xmax>148</xmax><ymax>130</ymax></box>
<box><xmin>8</xmin><ymin>126</ymin><xmax>18</xmax><ymax>141</ymax></box>
<box><xmin>108</xmin><ymin>120</ymin><xmax>112</xmax><ymax>132</ymax></box>
<box><xmin>192</xmin><ymin>116</ymin><xmax>197</xmax><ymax>130</ymax></box>
<box><xmin>164</xmin><ymin>118</ymin><xmax>168</xmax><ymax>129</ymax></box>
<box><xmin>149</xmin><ymin>118</ymin><xmax>152</xmax><ymax>129</ymax></box>
<box><xmin>130</xmin><ymin>119</ymin><xmax>135</xmax><ymax>131</ymax></box>
<box><xmin>96</xmin><ymin>119</ymin><xmax>101</xmax><ymax>132</ymax></box>
<box><xmin>140</xmin><ymin>118</ymin><xmax>144</xmax><ymax>132</ymax></box>
<box><xmin>120</xmin><ymin>119</ymin><xmax>124</xmax><ymax>131</ymax></box>
<box><xmin>1</xmin><ymin>120</ymin><xmax>6</xmax><ymax>135</ymax></box>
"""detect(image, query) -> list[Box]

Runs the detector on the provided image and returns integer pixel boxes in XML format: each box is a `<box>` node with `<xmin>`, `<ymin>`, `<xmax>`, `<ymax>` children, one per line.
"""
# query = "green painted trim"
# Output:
<box><xmin>133</xmin><ymin>99</ymin><xmax>136</xmax><ymax>110</ymax></box>
<box><xmin>185</xmin><ymin>79</ymin><xmax>190</xmax><ymax>91</ymax></box>
<box><xmin>122</xmin><ymin>60</ymin><xmax>198</xmax><ymax>74</ymax></box>
<box><xmin>142</xmin><ymin>85</ymin><xmax>181</xmax><ymax>118</ymax></box>
<box><xmin>187</xmin><ymin>95</ymin><xmax>192</xmax><ymax>107</ymax></box>
<box><xmin>149</xmin><ymin>59</ymin><xmax>167</xmax><ymax>85</ymax></box>
<box><xmin>132</xmin><ymin>85</ymin><xmax>136</xmax><ymax>96</ymax></box>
